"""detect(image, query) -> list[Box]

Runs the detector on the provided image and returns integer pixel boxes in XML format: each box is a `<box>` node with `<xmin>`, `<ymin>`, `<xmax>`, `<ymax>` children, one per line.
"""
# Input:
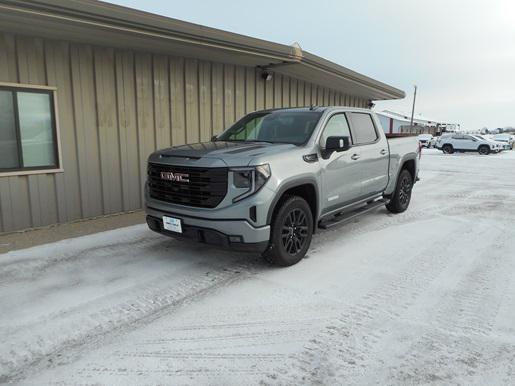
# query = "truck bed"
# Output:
<box><xmin>386</xmin><ymin>134</ymin><xmax>420</xmax><ymax>192</ymax></box>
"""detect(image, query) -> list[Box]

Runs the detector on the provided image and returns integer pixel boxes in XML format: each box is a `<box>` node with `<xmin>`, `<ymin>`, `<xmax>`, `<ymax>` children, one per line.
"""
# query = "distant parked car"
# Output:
<box><xmin>492</xmin><ymin>134</ymin><xmax>514</xmax><ymax>150</ymax></box>
<box><xmin>436</xmin><ymin>134</ymin><xmax>501</xmax><ymax>155</ymax></box>
<box><xmin>474</xmin><ymin>135</ymin><xmax>506</xmax><ymax>151</ymax></box>
<box><xmin>417</xmin><ymin>134</ymin><xmax>435</xmax><ymax>148</ymax></box>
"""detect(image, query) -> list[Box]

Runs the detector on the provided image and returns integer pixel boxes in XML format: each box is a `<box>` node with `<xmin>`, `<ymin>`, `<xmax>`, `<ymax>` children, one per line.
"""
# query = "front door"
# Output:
<box><xmin>319</xmin><ymin>113</ymin><xmax>364</xmax><ymax>214</ymax></box>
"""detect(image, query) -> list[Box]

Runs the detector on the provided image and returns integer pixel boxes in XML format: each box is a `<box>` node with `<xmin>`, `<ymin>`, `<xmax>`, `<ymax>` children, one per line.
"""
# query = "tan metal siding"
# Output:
<box><xmin>94</xmin><ymin>47</ymin><xmax>123</xmax><ymax>215</ymax></box>
<box><xmin>135</xmin><ymin>53</ymin><xmax>156</xmax><ymax>207</ymax></box>
<box><xmin>234</xmin><ymin>66</ymin><xmax>245</xmax><ymax>120</ymax></box>
<box><xmin>0</xmin><ymin>31</ymin><xmax>357</xmax><ymax>233</ymax></box>
<box><xmin>211</xmin><ymin>62</ymin><xmax>224</xmax><ymax>136</ymax></box>
<box><xmin>223</xmin><ymin>64</ymin><xmax>235</xmax><ymax>127</ymax></box>
<box><xmin>297</xmin><ymin>80</ymin><xmax>305</xmax><ymax>107</ymax></box>
<box><xmin>255</xmin><ymin>70</ymin><xmax>265</xmax><ymax>111</ymax></box>
<box><xmin>184</xmin><ymin>58</ymin><xmax>199</xmax><ymax>145</ymax></box>
<box><xmin>153</xmin><ymin>55</ymin><xmax>171</xmax><ymax>150</ymax></box>
<box><xmin>115</xmin><ymin>50</ymin><xmax>141</xmax><ymax>211</ymax></box>
<box><xmin>198</xmin><ymin>61</ymin><xmax>212</xmax><ymax>142</ymax></box>
<box><xmin>245</xmin><ymin>68</ymin><xmax>255</xmax><ymax>113</ymax></box>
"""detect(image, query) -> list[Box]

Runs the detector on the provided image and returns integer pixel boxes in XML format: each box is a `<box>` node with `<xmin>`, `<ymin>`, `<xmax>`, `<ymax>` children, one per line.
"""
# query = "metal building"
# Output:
<box><xmin>0</xmin><ymin>0</ymin><xmax>404</xmax><ymax>234</ymax></box>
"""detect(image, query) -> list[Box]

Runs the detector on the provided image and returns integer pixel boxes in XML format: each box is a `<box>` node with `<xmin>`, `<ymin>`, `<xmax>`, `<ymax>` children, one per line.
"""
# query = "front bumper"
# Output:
<box><xmin>146</xmin><ymin>206</ymin><xmax>270</xmax><ymax>253</ymax></box>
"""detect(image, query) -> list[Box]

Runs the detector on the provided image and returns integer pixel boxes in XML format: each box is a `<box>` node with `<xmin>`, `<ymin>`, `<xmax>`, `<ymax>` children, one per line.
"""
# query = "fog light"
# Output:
<box><xmin>229</xmin><ymin>235</ymin><xmax>243</xmax><ymax>243</ymax></box>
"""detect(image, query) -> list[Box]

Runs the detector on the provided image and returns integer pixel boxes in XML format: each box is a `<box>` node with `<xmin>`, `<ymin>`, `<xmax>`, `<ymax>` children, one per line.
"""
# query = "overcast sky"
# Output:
<box><xmin>109</xmin><ymin>0</ymin><xmax>514</xmax><ymax>129</ymax></box>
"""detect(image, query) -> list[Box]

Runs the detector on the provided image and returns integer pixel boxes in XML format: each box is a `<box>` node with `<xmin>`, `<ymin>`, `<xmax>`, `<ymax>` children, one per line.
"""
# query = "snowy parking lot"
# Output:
<box><xmin>1</xmin><ymin>150</ymin><xmax>515</xmax><ymax>385</ymax></box>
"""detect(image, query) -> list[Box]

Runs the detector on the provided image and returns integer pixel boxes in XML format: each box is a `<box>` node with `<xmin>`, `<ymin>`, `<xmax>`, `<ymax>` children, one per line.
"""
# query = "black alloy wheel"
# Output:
<box><xmin>442</xmin><ymin>144</ymin><xmax>453</xmax><ymax>154</ymax></box>
<box><xmin>263</xmin><ymin>196</ymin><xmax>313</xmax><ymax>267</ymax></box>
<box><xmin>386</xmin><ymin>169</ymin><xmax>413</xmax><ymax>214</ymax></box>
<box><xmin>398</xmin><ymin>173</ymin><xmax>412</xmax><ymax>208</ymax></box>
<box><xmin>478</xmin><ymin>146</ymin><xmax>490</xmax><ymax>155</ymax></box>
<box><xmin>281</xmin><ymin>208</ymin><xmax>309</xmax><ymax>255</ymax></box>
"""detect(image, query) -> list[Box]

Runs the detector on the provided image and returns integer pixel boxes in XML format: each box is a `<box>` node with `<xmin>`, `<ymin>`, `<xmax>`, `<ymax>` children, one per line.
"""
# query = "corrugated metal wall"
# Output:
<box><xmin>0</xmin><ymin>31</ymin><xmax>368</xmax><ymax>233</ymax></box>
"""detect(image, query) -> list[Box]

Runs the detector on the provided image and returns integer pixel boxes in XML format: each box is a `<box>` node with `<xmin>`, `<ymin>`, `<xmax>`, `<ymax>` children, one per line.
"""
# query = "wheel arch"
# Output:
<box><xmin>266</xmin><ymin>178</ymin><xmax>319</xmax><ymax>231</ymax></box>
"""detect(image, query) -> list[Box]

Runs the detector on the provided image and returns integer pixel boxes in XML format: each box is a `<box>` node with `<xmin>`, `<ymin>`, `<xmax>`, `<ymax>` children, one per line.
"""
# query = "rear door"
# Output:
<box><xmin>347</xmin><ymin>112</ymin><xmax>389</xmax><ymax>195</ymax></box>
<box><xmin>462</xmin><ymin>135</ymin><xmax>479</xmax><ymax>150</ymax></box>
<box><xmin>450</xmin><ymin>135</ymin><xmax>472</xmax><ymax>150</ymax></box>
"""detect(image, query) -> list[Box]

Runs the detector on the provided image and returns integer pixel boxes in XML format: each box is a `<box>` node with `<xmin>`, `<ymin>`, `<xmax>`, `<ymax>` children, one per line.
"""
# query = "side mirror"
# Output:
<box><xmin>325</xmin><ymin>136</ymin><xmax>351</xmax><ymax>152</ymax></box>
<box><xmin>211</xmin><ymin>135</ymin><xmax>217</xmax><ymax>142</ymax></box>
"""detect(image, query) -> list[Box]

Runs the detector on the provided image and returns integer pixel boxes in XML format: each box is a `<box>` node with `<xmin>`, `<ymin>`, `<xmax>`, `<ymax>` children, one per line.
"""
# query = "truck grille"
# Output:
<box><xmin>148</xmin><ymin>163</ymin><xmax>228</xmax><ymax>208</ymax></box>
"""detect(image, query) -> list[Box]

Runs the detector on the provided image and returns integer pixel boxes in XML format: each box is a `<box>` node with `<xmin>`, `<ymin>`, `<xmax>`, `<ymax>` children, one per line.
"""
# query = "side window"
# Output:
<box><xmin>348</xmin><ymin>113</ymin><xmax>378</xmax><ymax>144</ymax></box>
<box><xmin>321</xmin><ymin>114</ymin><xmax>351</xmax><ymax>146</ymax></box>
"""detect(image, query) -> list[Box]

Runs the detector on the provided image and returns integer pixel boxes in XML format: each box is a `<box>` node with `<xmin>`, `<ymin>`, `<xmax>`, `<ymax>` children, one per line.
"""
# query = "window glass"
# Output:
<box><xmin>348</xmin><ymin>113</ymin><xmax>378</xmax><ymax>144</ymax></box>
<box><xmin>321</xmin><ymin>114</ymin><xmax>352</xmax><ymax>146</ymax></box>
<box><xmin>218</xmin><ymin>111</ymin><xmax>322</xmax><ymax>145</ymax></box>
<box><xmin>0</xmin><ymin>90</ymin><xmax>19</xmax><ymax>169</ymax></box>
<box><xmin>17</xmin><ymin>92</ymin><xmax>56</xmax><ymax>167</ymax></box>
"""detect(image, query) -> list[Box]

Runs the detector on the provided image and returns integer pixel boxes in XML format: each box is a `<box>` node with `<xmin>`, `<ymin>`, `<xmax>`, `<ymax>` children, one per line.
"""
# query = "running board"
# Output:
<box><xmin>318</xmin><ymin>198</ymin><xmax>388</xmax><ymax>229</ymax></box>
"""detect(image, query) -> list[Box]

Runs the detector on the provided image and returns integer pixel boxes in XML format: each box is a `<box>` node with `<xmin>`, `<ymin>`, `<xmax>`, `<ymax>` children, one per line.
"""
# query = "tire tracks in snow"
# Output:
<box><xmin>265</xmin><ymin>199</ymin><xmax>485</xmax><ymax>384</ymax></box>
<box><xmin>381</xmin><ymin>222</ymin><xmax>515</xmax><ymax>385</ymax></box>
<box><xmin>0</xmin><ymin>241</ymin><xmax>265</xmax><ymax>384</ymax></box>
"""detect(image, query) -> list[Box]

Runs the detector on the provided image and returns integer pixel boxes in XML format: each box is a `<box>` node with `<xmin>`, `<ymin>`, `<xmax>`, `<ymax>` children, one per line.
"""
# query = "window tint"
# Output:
<box><xmin>0</xmin><ymin>87</ymin><xmax>58</xmax><ymax>172</ymax></box>
<box><xmin>321</xmin><ymin>114</ymin><xmax>351</xmax><ymax>146</ymax></box>
<box><xmin>348</xmin><ymin>113</ymin><xmax>378</xmax><ymax>144</ymax></box>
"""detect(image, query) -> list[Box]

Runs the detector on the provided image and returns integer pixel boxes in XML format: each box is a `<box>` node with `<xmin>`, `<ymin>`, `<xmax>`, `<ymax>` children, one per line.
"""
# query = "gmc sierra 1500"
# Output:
<box><xmin>146</xmin><ymin>107</ymin><xmax>420</xmax><ymax>266</ymax></box>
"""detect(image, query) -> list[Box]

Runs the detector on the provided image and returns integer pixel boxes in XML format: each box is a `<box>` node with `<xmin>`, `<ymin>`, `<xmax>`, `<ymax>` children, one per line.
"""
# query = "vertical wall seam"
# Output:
<box><xmin>167</xmin><ymin>55</ymin><xmax>173</xmax><ymax>146</ymax></box>
<box><xmin>113</xmin><ymin>51</ymin><xmax>125</xmax><ymax>211</ymax></box>
<box><xmin>209</xmin><ymin>61</ymin><xmax>214</xmax><ymax>137</ymax></box>
<box><xmin>182</xmin><ymin>58</ymin><xmax>187</xmax><ymax>144</ymax></box>
<box><xmin>132</xmin><ymin>53</ymin><xmax>142</xmax><ymax>206</ymax></box>
<box><xmin>69</xmin><ymin>45</ymin><xmax>84</xmax><ymax>219</ymax></box>
<box><xmin>151</xmin><ymin>54</ymin><xmax>157</xmax><ymax>150</ymax></box>
<box><xmin>221</xmin><ymin>64</ymin><xmax>225</xmax><ymax>129</ymax></box>
<box><xmin>92</xmin><ymin>48</ymin><xmax>106</xmax><ymax>215</ymax></box>
<box><xmin>196</xmin><ymin>59</ymin><xmax>201</xmax><ymax>141</ymax></box>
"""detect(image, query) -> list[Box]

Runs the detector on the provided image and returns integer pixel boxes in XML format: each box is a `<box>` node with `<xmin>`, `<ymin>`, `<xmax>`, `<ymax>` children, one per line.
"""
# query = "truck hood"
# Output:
<box><xmin>148</xmin><ymin>141</ymin><xmax>297</xmax><ymax>167</ymax></box>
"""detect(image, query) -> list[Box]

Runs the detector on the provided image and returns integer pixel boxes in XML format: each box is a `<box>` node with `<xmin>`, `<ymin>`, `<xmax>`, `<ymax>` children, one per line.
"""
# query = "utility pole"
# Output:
<box><xmin>409</xmin><ymin>85</ymin><xmax>417</xmax><ymax>131</ymax></box>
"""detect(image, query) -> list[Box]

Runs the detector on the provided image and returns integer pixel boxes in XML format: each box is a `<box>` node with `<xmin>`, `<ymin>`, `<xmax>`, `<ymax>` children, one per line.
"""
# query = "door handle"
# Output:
<box><xmin>380</xmin><ymin>149</ymin><xmax>387</xmax><ymax>155</ymax></box>
<box><xmin>351</xmin><ymin>154</ymin><xmax>360</xmax><ymax>160</ymax></box>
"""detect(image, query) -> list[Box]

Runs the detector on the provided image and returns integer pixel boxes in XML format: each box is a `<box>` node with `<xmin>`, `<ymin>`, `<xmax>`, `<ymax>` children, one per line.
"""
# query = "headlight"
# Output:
<box><xmin>231</xmin><ymin>164</ymin><xmax>271</xmax><ymax>202</ymax></box>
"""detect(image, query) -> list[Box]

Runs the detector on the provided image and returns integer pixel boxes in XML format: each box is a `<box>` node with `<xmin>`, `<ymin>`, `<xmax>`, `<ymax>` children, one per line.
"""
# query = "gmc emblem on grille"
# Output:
<box><xmin>160</xmin><ymin>171</ymin><xmax>190</xmax><ymax>182</ymax></box>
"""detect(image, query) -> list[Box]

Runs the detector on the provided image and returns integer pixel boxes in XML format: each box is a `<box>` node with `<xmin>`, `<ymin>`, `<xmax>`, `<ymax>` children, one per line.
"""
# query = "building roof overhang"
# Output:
<box><xmin>0</xmin><ymin>0</ymin><xmax>405</xmax><ymax>100</ymax></box>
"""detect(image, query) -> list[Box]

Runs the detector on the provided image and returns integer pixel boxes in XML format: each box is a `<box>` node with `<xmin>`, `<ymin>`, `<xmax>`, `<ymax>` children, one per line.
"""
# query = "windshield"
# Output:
<box><xmin>217</xmin><ymin>111</ymin><xmax>323</xmax><ymax>145</ymax></box>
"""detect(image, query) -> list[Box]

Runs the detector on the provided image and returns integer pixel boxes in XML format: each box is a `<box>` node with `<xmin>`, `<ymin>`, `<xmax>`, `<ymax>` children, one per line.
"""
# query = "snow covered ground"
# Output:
<box><xmin>1</xmin><ymin>150</ymin><xmax>515</xmax><ymax>385</ymax></box>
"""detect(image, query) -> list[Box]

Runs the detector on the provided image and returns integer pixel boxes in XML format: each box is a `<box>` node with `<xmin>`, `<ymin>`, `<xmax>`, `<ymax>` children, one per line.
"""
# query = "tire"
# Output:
<box><xmin>478</xmin><ymin>145</ymin><xmax>490</xmax><ymax>155</ymax></box>
<box><xmin>386</xmin><ymin>169</ymin><xmax>413</xmax><ymax>214</ymax></box>
<box><xmin>263</xmin><ymin>196</ymin><xmax>313</xmax><ymax>267</ymax></box>
<box><xmin>442</xmin><ymin>144</ymin><xmax>454</xmax><ymax>154</ymax></box>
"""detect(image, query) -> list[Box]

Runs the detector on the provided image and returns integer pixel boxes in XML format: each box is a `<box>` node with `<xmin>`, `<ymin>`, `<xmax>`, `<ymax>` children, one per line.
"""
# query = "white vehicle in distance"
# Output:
<box><xmin>417</xmin><ymin>134</ymin><xmax>435</xmax><ymax>148</ymax></box>
<box><xmin>474</xmin><ymin>135</ymin><xmax>505</xmax><ymax>152</ymax></box>
<box><xmin>493</xmin><ymin>134</ymin><xmax>514</xmax><ymax>150</ymax></box>
<box><xmin>436</xmin><ymin>134</ymin><xmax>501</xmax><ymax>155</ymax></box>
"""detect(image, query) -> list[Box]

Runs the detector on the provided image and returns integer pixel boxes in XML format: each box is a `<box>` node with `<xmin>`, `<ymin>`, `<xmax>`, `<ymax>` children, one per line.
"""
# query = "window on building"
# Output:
<box><xmin>0</xmin><ymin>86</ymin><xmax>59</xmax><ymax>172</ymax></box>
<box><xmin>348</xmin><ymin>112</ymin><xmax>378</xmax><ymax>144</ymax></box>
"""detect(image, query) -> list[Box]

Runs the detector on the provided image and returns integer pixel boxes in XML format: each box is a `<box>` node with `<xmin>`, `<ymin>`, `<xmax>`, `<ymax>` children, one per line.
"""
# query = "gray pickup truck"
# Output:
<box><xmin>146</xmin><ymin>107</ymin><xmax>420</xmax><ymax>266</ymax></box>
